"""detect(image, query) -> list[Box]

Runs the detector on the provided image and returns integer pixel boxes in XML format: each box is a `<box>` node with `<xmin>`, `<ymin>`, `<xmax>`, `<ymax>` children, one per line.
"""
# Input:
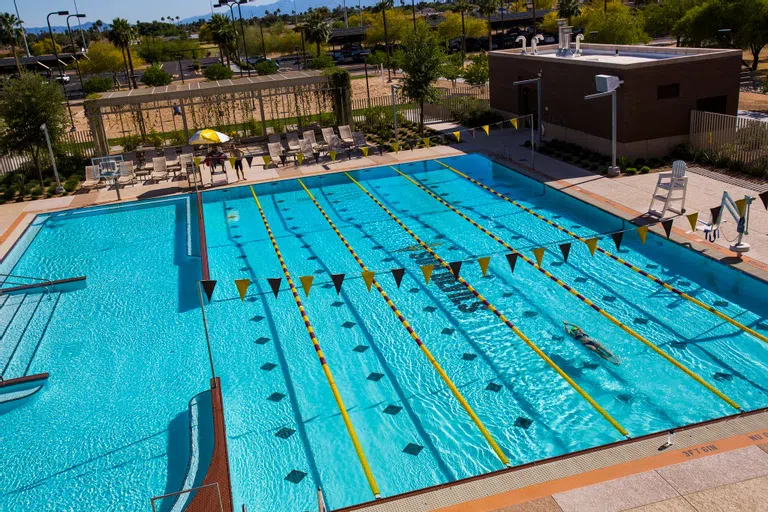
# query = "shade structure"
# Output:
<box><xmin>188</xmin><ymin>129</ymin><xmax>231</xmax><ymax>145</ymax></box>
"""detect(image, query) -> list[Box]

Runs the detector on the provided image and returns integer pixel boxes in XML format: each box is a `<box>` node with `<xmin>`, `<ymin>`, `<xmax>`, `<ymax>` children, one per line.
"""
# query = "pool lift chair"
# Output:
<box><xmin>700</xmin><ymin>191</ymin><xmax>755</xmax><ymax>256</ymax></box>
<box><xmin>648</xmin><ymin>160</ymin><xmax>688</xmax><ymax>218</ymax></box>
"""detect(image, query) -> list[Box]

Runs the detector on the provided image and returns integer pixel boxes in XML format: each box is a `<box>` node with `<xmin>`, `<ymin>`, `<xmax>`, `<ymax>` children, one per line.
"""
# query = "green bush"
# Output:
<box><xmin>308</xmin><ymin>54</ymin><xmax>335</xmax><ymax>70</ymax></box>
<box><xmin>203</xmin><ymin>62</ymin><xmax>234</xmax><ymax>81</ymax></box>
<box><xmin>82</xmin><ymin>76</ymin><xmax>113</xmax><ymax>95</ymax></box>
<box><xmin>167</xmin><ymin>130</ymin><xmax>187</xmax><ymax>146</ymax></box>
<box><xmin>29</xmin><ymin>186</ymin><xmax>43</xmax><ymax>198</ymax></box>
<box><xmin>624</xmin><ymin>167</ymin><xmax>638</xmax><ymax>175</ymax></box>
<box><xmin>448</xmin><ymin>96</ymin><xmax>502</xmax><ymax>127</ymax></box>
<box><xmin>46</xmin><ymin>184</ymin><xmax>58</xmax><ymax>196</ymax></box>
<box><xmin>63</xmin><ymin>179</ymin><xmax>79</xmax><ymax>193</ymax></box>
<box><xmin>3</xmin><ymin>186</ymin><xmax>16</xmax><ymax>200</ymax></box>
<box><xmin>463</xmin><ymin>54</ymin><xmax>489</xmax><ymax>86</ymax></box>
<box><xmin>141</xmin><ymin>65</ymin><xmax>173</xmax><ymax>87</ymax></box>
<box><xmin>617</xmin><ymin>156</ymin><xmax>630</xmax><ymax>170</ymax></box>
<box><xmin>640</xmin><ymin>166</ymin><xmax>651</xmax><ymax>174</ymax></box>
<box><xmin>192</xmin><ymin>60</ymin><xmax>200</xmax><ymax>71</ymax></box>
<box><xmin>255</xmin><ymin>60</ymin><xmax>279</xmax><ymax>75</ymax></box>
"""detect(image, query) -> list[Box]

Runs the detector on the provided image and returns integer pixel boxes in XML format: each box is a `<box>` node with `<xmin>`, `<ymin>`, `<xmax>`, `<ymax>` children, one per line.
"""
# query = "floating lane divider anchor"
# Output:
<box><xmin>297</xmin><ymin>179</ymin><xmax>511</xmax><ymax>468</ymax></box>
<box><xmin>249</xmin><ymin>186</ymin><xmax>382</xmax><ymax>499</ymax></box>
<box><xmin>437</xmin><ymin>160</ymin><xmax>768</xmax><ymax>347</ymax></box>
<box><xmin>393</xmin><ymin>167</ymin><xmax>741</xmax><ymax>412</ymax></box>
<box><xmin>343</xmin><ymin>172</ymin><xmax>630</xmax><ymax>438</ymax></box>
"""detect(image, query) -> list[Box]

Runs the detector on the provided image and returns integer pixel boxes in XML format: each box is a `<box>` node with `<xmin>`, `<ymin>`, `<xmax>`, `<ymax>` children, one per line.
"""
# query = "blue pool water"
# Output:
<box><xmin>1</xmin><ymin>154</ymin><xmax>767</xmax><ymax>511</ymax></box>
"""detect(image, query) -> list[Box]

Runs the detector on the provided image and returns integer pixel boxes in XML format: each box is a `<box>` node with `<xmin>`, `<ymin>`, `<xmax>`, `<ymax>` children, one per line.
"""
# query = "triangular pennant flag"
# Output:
<box><xmin>200</xmin><ymin>280</ymin><xmax>217</xmax><ymax>302</ymax></box>
<box><xmin>193</xmin><ymin>156</ymin><xmax>201</xmax><ymax>168</ymax></box>
<box><xmin>449</xmin><ymin>261</ymin><xmax>462</xmax><ymax>277</ymax></box>
<box><xmin>686</xmin><ymin>212</ymin><xmax>699</xmax><ymax>232</ymax></box>
<box><xmin>481</xmin><ymin>125</ymin><xmax>490</xmax><ymax>136</ymax></box>
<box><xmin>245</xmin><ymin>155</ymin><xmax>254</xmax><ymax>167</ymax></box>
<box><xmin>296</xmin><ymin>152</ymin><xmax>304</xmax><ymax>165</ymax></box>
<box><xmin>735</xmin><ymin>198</ymin><xmax>747</xmax><ymax>216</ymax></box>
<box><xmin>228</xmin><ymin>157</ymin><xmax>236</xmax><ymax>168</ymax></box>
<box><xmin>585</xmin><ymin>237</ymin><xmax>598</xmax><ymax>256</ymax></box>
<box><xmin>392</xmin><ymin>142</ymin><xmax>400</xmax><ymax>153</ymax></box>
<box><xmin>759</xmin><ymin>190</ymin><xmax>768</xmax><ymax>210</ymax></box>
<box><xmin>329</xmin><ymin>150</ymin><xmax>337</xmax><ymax>162</ymax></box>
<box><xmin>267</xmin><ymin>277</ymin><xmax>281</xmax><ymax>298</ymax></box>
<box><xmin>710</xmin><ymin>205</ymin><xmax>722</xmax><ymax>224</ymax></box>
<box><xmin>707</xmin><ymin>132</ymin><xmax>713</xmax><ymax>145</ymax></box>
<box><xmin>469</xmin><ymin>128</ymin><xmax>476</xmax><ymax>138</ymax></box>
<box><xmin>452</xmin><ymin>131</ymin><xmax>461</xmax><ymax>143</ymax></box>
<box><xmin>637</xmin><ymin>225</ymin><xmax>648</xmax><ymax>245</ymax></box>
<box><xmin>361</xmin><ymin>146</ymin><xmax>369</xmax><ymax>157</ymax></box>
<box><xmin>661</xmin><ymin>219</ymin><xmax>673</xmax><ymax>238</ymax></box>
<box><xmin>391</xmin><ymin>268</ymin><xmax>405</xmax><ymax>288</ymax></box>
<box><xmin>505</xmin><ymin>253</ymin><xmax>518</xmax><ymax>273</ymax></box>
<box><xmin>420</xmin><ymin>264</ymin><xmax>434</xmax><ymax>285</ymax></box>
<box><xmin>423</xmin><ymin>137</ymin><xmax>431</xmax><ymax>148</ymax></box>
<box><xmin>262</xmin><ymin>155</ymin><xmax>271</xmax><ymax>166</ymax></box>
<box><xmin>532</xmin><ymin>247</ymin><xmax>545</xmax><ymax>267</ymax></box>
<box><xmin>330</xmin><ymin>274</ymin><xmax>345</xmax><ymax>294</ymax></box>
<box><xmin>559</xmin><ymin>243</ymin><xmax>572</xmax><ymax>263</ymax></box>
<box><xmin>235</xmin><ymin>278</ymin><xmax>250</xmax><ymax>301</ymax></box>
<box><xmin>299</xmin><ymin>275</ymin><xmax>314</xmax><ymax>297</ymax></box>
<box><xmin>511</xmin><ymin>118</ymin><xmax>518</xmax><ymax>130</ymax></box>
<box><xmin>362</xmin><ymin>271</ymin><xmax>375</xmax><ymax>291</ymax></box>
<box><xmin>478</xmin><ymin>256</ymin><xmax>491</xmax><ymax>276</ymax></box>
<box><xmin>611</xmin><ymin>231</ymin><xmax>624</xmax><ymax>250</ymax></box>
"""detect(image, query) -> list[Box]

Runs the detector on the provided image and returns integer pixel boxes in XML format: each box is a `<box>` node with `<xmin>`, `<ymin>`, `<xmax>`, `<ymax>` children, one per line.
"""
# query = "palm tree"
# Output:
<box><xmin>108</xmin><ymin>18</ymin><xmax>138</xmax><ymax>89</ymax></box>
<box><xmin>0</xmin><ymin>12</ymin><xmax>24</xmax><ymax>75</ymax></box>
<box><xmin>557</xmin><ymin>0</ymin><xmax>581</xmax><ymax>25</ymax></box>
<box><xmin>474</xmin><ymin>0</ymin><xmax>496</xmax><ymax>51</ymax></box>
<box><xmin>454</xmin><ymin>0</ymin><xmax>471</xmax><ymax>67</ymax></box>
<box><xmin>208</xmin><ymin>13</ymin><xmax>237</xmax><ymax>66</ymax></box>
<box><xmin>375</xmin><ymin>0</ymin><xmax>394</xmax><ymax>82</ymax></box>
<box><xmin>304</xmin><ymin>10</ymin><xmax>332</xmax><ymax>57</ymax></box>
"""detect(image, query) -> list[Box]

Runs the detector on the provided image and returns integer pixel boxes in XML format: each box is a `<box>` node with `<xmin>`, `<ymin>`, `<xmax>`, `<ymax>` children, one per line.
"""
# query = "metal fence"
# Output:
<box><xmin>690</xmin><ymin>110</ymin><xmax>768</xmax><ymax>169</ymax></box>
<box><xmin>0</xmin><ymin>130</ymin><xmax>95</xmax><ymax>175</ymax></box>
<box><xmin>351</xmin><ymin>86</ymin><xmax>490</xmax><ymax>125</ymax></box>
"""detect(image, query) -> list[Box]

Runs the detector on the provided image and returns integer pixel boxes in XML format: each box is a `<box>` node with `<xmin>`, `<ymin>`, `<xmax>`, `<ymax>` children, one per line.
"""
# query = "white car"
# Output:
<box><xmin>53</xmin><ymin>74</ymin><xmax>71</xmax><ymax>84</ymax></box>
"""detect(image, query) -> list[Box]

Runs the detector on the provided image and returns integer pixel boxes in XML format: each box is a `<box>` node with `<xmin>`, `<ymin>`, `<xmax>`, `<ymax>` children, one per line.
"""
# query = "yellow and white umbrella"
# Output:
<box><xmin>188</xmin><ymin>129</ymin><xmax>231</xmax><ymax>145</ymax></box>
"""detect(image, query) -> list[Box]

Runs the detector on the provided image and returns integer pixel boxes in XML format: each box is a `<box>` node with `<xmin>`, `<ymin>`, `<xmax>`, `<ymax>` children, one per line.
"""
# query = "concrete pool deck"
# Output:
<box><xmin>1</xmin><ymin>128</ymin><xmax>767</xmax><ymax>511</ymax></box>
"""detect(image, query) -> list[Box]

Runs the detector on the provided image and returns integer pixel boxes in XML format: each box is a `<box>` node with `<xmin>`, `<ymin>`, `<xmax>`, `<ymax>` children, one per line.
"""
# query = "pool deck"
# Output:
<box><xmin>1</xmin><ymin>128</ymin><xmax>767</xmax><ymax>511</ymax></box>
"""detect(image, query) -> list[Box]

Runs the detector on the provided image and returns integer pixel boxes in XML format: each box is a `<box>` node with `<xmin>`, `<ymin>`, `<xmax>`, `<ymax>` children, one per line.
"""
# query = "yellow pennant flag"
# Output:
<box><xmin>584</xmin><ymin>237</ymin><xmax>598</xmax><ymax>257</ymax></box>
<box><xmin>299</xmin><ymin>276</ymin><xmax>314</xmax><ymax>297</ymax></box>
<box><xmin>361</xmin><ymin>146</ymin><xmax>369</xmax><ymax>157</ymax></box>
<box><xmin>532</xmin><ymin>247</ymin><xmax>545</xmax><ymax>267</ymax></box>
<box><xmin>478</xmin><ymin>256</ymin><xmax>491</xmax><ymax>276</ymax></box>
<box><xmin>329</xmin><ymin>150</ymin><xmax>337</xmax><ymax>161</ymax></box>
<box><xmin>235</xmin><ymin>279</ymin><xmax>250</xmax><ymax>301</ymax></box>
<box><xmin>423</xmin><ymin>137</ymin><xmax>431</xmax><ymax>147</ymax></box>
<box><xmin>687</xmin><ymin>212</ymin><xmax>699</xmax><ymax>231</ymax></box>
<box><xmin>481</xmin><ymin>125</ymin><xmax>490</xmax><ymax>136</ymax></box>
<box><xmin>511</xmin><ymin>118</ymin><xmax>518</xmax><ymax>130</ymax></box>
<box><xmin>193</xmin><ymin>156</ymin><xmax>201</xmax><ymax>167</ymax></box>
<box><xmin>262</xmin><ymin>155</ymin><xmax>271</xmax><ymax>166</ymax></box>
<box><xmin>707</xmin><ymin>132</ymin><xmax>713</xmax><ymax>145</ymax></box>
<box><xmin>637</xmin><ymin>225</ymin><xmax>649</xmax><ymax>245</ymax></box>
<box><xmin>362</xmin><ymin>271</ymin><xmax>375</xmax><ymax>292</ymax></box>
<box><xmin>228</xmin><ymin>157</ymin><xmax>236</xmax><ymax>168</ymax></box>
<box><xmin>452</xmin><ymin>131</ymin><xmax>461</xmax><ymax>143</ymax></box>
<box><xmin>296</xmin><ymin>153</ymin><xmax>304</xmax><ymax>164</ymax></box>
<box><xmin>735</xmin><ymin>198</ymin><xmax>747</xmax><ymax>216</ymax></box>
<box><xmin>421</xmin><ymin>264</ymin><xmax>434</xmax><ymax>285</ymax></box>
<box><xmin>392</xmin><ymin>142</ymin><xmax>400</xmax><ymax>153</ymax></box>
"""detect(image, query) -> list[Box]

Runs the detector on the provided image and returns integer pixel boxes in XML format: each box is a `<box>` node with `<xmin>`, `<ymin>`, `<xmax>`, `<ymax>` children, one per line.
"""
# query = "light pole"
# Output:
<box><xmin>47</xmin><ymin>11</ymin><xmax>75</xmax><ymax>131</ymax></box>
<box><xmin>343</xmin><ymin>0</ymin><xmax>349</xmax><ymax>28</ymax></box>
<box><xmin>41</xmin><ymin>124</ymin><xmax>64</xmax><ymax>194</ymax></box>
<box><xmin>12</xmin><ymin>0</ymin><xmax>31</xmax><ymax>57</ymax></box>
<box><xmin>259</xmin><ymin>19</ymin><xmax>266</xmax><ymax>58</ymax></box>
<box><xmin>513</xmin><ymin>74</ymin><xmax>542</xmax><ymax>147</ymax></box>
<box><xmin>73</xmin><ymin>0</ymin><xmax>87</xmax><ymax>50</ymax></box>
<box><xmin>225</xmin><ymin>0</ymin><xmax>252</xmax><ymax>76</ymax></box>
<box><xmin>66</xmin><ymin>13</ymin><xmax>86</xmax><ymax>91</ymax></box>
<box><xmin>585</xmin><ymin>74</ymin><xmax>623</xmax><ymax>177</ymax></box>
<box><xmin>214</xmin><ymin>2</ymin><xmax>241</xmax><ymax>66</ymax></box>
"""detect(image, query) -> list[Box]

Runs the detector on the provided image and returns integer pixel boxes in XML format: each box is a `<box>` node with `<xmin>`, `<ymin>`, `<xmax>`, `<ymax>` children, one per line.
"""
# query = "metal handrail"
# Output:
<box><xmin>150</xmin><ymin>482</ymin><xmax>223</xmax><ymax>512</ymax></box>
<box><xmin>0</xmin><ymin>273</ymin><xmax>48</xmax><ymax>282</ymax></box>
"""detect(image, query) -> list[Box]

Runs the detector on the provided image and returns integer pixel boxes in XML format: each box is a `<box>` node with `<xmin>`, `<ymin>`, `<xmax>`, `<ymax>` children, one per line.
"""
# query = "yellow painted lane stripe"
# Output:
<box><xmin>437</xmin><ymin>160</ymin><xmax>768</xmax><ymax>346</ymax></box>
<box><xmin>394</xmin><ymin>167</ymin><xmax>741</xmax><ymax>411</ymax></box>
<box><xmin>297</xmin><ymin>179</ymin><xmax>511</xmax><ymax>467</ymax></box>
<box><xmin>343</xmin><ymin>173</ymin><xmax>630</xmax><ymax>438</ymax></box>
<box><xmin>249</xmin><ymin>186</ymin><xmax>381</xmax><ymax>499</ymax></box>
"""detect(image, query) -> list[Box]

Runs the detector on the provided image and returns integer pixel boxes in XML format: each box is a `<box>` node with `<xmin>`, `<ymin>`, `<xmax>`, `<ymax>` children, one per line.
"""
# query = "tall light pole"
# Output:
<box><xmin>214</xmin><ymin>2</ymin><xmax>241</xmax><ymax>65</ymax></box>
<box><xmin>343</xmin><ymin>0</ymin><xmax>349</xmax><ymax>28</ymax></box>
<box><xmin>227</xmin><ymin>0</ymin><xmax>252</xmax><ymax>76</ymax></box>
<box><xmin>66</xmin><ymin>14</ymin><xmax>86</xmax><ymax>91</ymax></box>
<box><xmin>73</xmin><ymin>0</ymin><xmax>87</xmax><ymax>50</ymax></box>
<box><xmin>585</xmin><ymin>75</ymin><xmax>623</xmax><ymax>177</ymax></box>
<box><xmin>47</xmin><ymin>11</ymin><xmax>75</xmax><ymax>131</ymax></box>
<box><xmin>12</xmin><ymin>0</ymin><xmax>31</xmax><ymax>57</ymax></box>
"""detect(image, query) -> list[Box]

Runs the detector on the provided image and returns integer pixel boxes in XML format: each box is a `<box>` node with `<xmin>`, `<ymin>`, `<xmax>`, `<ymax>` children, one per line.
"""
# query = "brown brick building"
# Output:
<box><xmin>488</xmin><ymin>44</ymin><xmax>742</xmax><ymax>158</ymax></box>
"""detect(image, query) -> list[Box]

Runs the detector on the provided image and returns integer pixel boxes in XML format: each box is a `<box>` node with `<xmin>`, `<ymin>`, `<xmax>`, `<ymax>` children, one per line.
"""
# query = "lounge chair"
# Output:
<box><xmin>81</xmin><ymin>166</ymin><xmax>104</xmax><ymax>191</ymax></box>
<box><xmin>320</xmin><ymin>127</ymin><xmax>336</xmax><ymax>147</ymax></box>
<box><xmin>117</xmin><ymin>161</ymin><xmax>136</xmax><ymax>187</ymax></box>
<box><xmin>648</xmin><ymin>160</ymin><xmax>688</xmax><ymax>217</ymax></box>
<box><xmin>181</xmin><ymin>145</ymin><xmax>194</xmax><ymax>156</ymax></box>
<box><xmin>303</xmin><ymin>130</ymin><xmax>322</xmax><ymax>151</ymax></box>
<box><xmin>300</xmin><ymin>139</ymin><xmax>316</xmax><ymax>164</ymax></box>
<box><xmin>338</xmin><ymin>125</ymin><xmax>355</xmax><ymax>147</ymax></box>
<box><xmin>286</xmin><ymin>132</ymin><xmax>301</xmax><ymax>154</ymax></box>
<box><xmin>164</xmin><ymin>148</ymin><xmax>181</xmax><ymax>171</ymax></box>
<box><xmin>327</xmin><ymin>135</ymin><xmax>343</xmax><ymax>161</ymax></box>
<box><xmin>267</xmin><ymin>142</ymin><xmax>283</xmax><ymax>167</ymax></box>
<box><xmin>352</xmin><ymin>132</ymin><xmax>370</xmax><ymax>155</ymax></box>
<box><xmin>178</xmin><ymin>154</ymin><xmax>192</xmax><ymax>179</ymax></box>
<box><xmin>268</xmin><ymin>133</ymin><xmax>281</xmax><ymax>144</ymax></box>
<box><xmin>151</xmin><ymin>157</ymin><xmax>169</xmax><ymax>182</ymax></box>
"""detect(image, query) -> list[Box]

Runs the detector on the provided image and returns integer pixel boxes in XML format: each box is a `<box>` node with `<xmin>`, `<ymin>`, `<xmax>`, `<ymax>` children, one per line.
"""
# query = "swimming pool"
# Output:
<box><xmin>1</xmin><ymin>154</ymin><xmax>767</xmax><ymax>511</ymax></box>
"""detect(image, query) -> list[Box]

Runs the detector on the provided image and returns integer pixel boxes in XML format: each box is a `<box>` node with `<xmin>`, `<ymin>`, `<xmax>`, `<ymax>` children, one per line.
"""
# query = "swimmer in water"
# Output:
<box><xmin>563</xmin><ymin>322</ymin><xmax>620</xmax><ymax>365</ymax></box>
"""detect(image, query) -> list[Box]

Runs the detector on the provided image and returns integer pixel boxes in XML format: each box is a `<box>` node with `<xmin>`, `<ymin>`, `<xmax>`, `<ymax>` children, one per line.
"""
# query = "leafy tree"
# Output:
<box><xmin>437</xmin><ymin>10</ymin><xmax>486</xmax><ymax>47</ymax></box>
<box><xmin>463</xmin><ymin>53</ymin><xmax>489</xmax><ymax>86</ymax></box>
<box><xmin>108</xmin><ymin>18</ymin><xmax>139</xmax><ymax>88</ymax></box>
<box><xmin>79</xmin><ymin>41</ymin><xmax>124</xmax><ymax>87</ymax></box>
<box><xmin>446</xmin><ymin>1</ymin><xmax>476</xmax><ymax>65</ymax></box>
<box><xmin>203</xmin><ymin>62</ymin><xmax>234</xmax><ymax>80</ymax></box>
<box><xmin>30</xmin><ymin>38</ymin><xmax>62</xmax><ymax>56</ymax></box>
<box><xmin>541</xmin><ymin>12</ymin><xmax>560</xmax><ymax>34</ymax></box>
<box><xmin>205</xmin><ymin>14</ymin><xmax>237</xmax><ymax>65</ymax></box>
<box><xmin>0</xmin><ymin>12</ymin><xmax>24</xmax><ymax>74</ymax></box>
<box><xmin>0</xmin><ymin>74</ymin><xmax>67</xmax><ymax>182</ymax></box>
<box><xmin>575</xmin><ymin>1</ymin><xmax>650</xmax><ymax>45</ymax></box>
<box><xmin>474</xmin><ymin>0</ymin><xmax>497</xmax><ymax>51</ymax></box>
<box><xmin>440</xmin><ymin>53</ymin><xmax>464</xmax><ymax>86</ymax></box>
<box><xmin>141</xmin><ymin>64</ymin><xmax>173</xmax><ymax>86</ymax></box>
<box><xmin>308</xmin><ymin>54</ymin><xmax>335</xmax><ymax>69</ymax></box>
<box><xmin>675</xmin><ymin>0</ymin><xmax>768</xmax><ymax>69</ymax></box>
<box><xmin>400</xmin><ymin>24</ymin><xmax>444</xmax><ymax>135</ymax></box>
<box><xmin>304</xmin><ymin>9</ymin><xmax>332</xmax><ymax>56</ymax></box>
<box><xmin>642</xmin><ymin>0</ymin><xmax>701</xmax><ymax>42</ymax></box>
<box><xmin>374</xmin><ymin>0</ymin><xmax>395</xmax><ymax>79</ymax></box>
<box><xmin>557</xmin><ymin>0</ymin><xmax>582</xmax><ymax>24</ymax></box>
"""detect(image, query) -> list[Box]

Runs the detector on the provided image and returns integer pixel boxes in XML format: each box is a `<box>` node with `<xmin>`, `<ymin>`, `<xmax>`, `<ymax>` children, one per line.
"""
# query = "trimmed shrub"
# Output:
<box><xmin>255</xmin><ymin>60</ymin><xmax>279</xmax><ymax>75</ymax></box>
<box><xmin>203</xmin><ymin>62</ymin><xmax>234</xmax><ymax>81</ymax></box>
<box><xmin>141</xmin><ymin>65</ymin><xmax>173</xmax><ymax>87</ymax></box>
<box><xmin>82</xmin><ymin>76</ymin><xmax>113</xmax><ymax>95</ymax></box>
<box><xmin>308</xmin><ymin>54</ymin><xmax>335</xmax><ymax>70</ymax></box>
<box><xmin>624</xmin><ymin>167</ymin><xmax>638</xmax><ymax>175</ymax></box>
<box><xmin>640</xmin><ymin>166</ymin><xmax>651</xmax><ymax>174</ymax></box>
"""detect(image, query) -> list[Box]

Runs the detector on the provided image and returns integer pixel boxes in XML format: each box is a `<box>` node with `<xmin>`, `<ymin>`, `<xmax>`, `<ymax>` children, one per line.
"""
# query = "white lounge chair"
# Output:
<box><xmin>117</xmin><ymin>161</ymin><xmax>136</xmax><ymax>187</ymax></box>
<box><xmin>648</xmin><ymin>160</ymin><xmax>688</xmax><ymax>217</ymax></box>
<box><xmin>352</xmin><ymin>132</ymin><xmax>370</xmax><ymax>155</ymax></box>
<box><xmin>164</xmin><ymin>148</ymin><xmax>181</xmax><ymax>171</ymax></box>
<box><xmin>320</xmin><ymin>127</ymin><xmax>336</xmax><ymax>147</ymax></box>
<box><xmin>81</xmin><ymin>166</ymin><xmax>104</xmax><ymax>191</ymax></box>
<box><xmin>267</xmin><ymin>142</ymin><xmax>283</xmax><ymax>167</ymax></box>
<box><xmin>338</xmin><ymin>125</ymin><xmax>355</xmax><ymax>147</ymax></box>
<box><xmin>268</xmin><ymin>134</ymin><xmax>281</xmax><ymax>144</ymax></box>
<box><xmin>286</xmin><ymin>132</ymin><xmax>301</xmax><ymax>153</ymax></box>
<box><xmin>299</xmin><ymin>139</ymin><xmax>316</xmax><ymax>164</ymax></box>
<box><xmin>151</xmin><ymin>157</ymin><xmax>170</xmax><ymax>182</ymax></box>
<box><xmin>303</xmin><ymin>130</ymin><xmax>322</xmax><ymax>151</ymax></box>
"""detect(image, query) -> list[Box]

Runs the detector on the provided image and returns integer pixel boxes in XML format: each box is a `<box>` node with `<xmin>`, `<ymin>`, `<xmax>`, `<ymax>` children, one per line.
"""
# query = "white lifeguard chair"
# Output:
<box><xmin>648</xmin><ymin>160</ymin><xmax>688</xmax><ymax>218</ymax></box>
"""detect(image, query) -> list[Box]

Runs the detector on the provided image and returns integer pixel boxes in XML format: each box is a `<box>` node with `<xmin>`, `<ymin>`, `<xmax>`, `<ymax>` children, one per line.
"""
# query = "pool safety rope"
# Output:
<box><xmin>393</xmin><ymin>167</ymin><xmax>742</xmax><ymax>412</ymax></box>
<box><xmin>437</xmin><ymin>160</ymin><xmax>768</xmax><ymax>347</ymax></box>
<box><xmin>343</xmin><ymin>172</ymin><xmax>630</xmax><ymax>438</ymax></box>
<box><xmin>249</xmin><ymin>186</ymin><xmax>382</xmax><ymax>499</ymax></box>
<box><xmin>297</xmin><ymin>179</ymin><xmax>512</xmax><ymax>468</ymax></box>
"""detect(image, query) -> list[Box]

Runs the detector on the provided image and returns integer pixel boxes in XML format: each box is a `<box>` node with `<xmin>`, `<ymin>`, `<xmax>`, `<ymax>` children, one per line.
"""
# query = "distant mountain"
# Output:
<box><xmin>25</xmin><ymin>21</ymin><xmax>102</xmax><ymax>35</ymax></box>
<box><xmin>180</xmin><ymin>0</ymin><xmax>382</xmax><ymax>24</ymax></box>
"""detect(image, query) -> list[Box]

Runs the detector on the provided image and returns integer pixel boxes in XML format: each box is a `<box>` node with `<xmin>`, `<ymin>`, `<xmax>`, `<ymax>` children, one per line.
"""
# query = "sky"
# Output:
<box><xmin>2</xmin><ymin>0</ymin><xmax>274</xmax><ymax>27</ymax></box>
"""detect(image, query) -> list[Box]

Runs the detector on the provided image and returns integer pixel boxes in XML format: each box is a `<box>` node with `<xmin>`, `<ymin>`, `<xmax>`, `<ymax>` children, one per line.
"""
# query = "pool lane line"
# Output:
<box><xmin>343</xmin><ymin>172</ymin><xmax>630</xmax><ymax>438</ymax></box>
<box><xmin>249</xmin><ymin>186</ymin><xmax>382</xmax><ymax>499</ymax></box>
<box><xmin>436</xmin><ymin>160</ymin><xmax>768</xmax><ymax>347</ymax></box>
<box><xmin>297</xmin><ymin>179</ymin><xmax>512</xmax><ymax>468</ymax></box>
<box><xmin>393</xmin><ymin>167</ymin><xmax>742</xmax><ymax>412</ymax></box>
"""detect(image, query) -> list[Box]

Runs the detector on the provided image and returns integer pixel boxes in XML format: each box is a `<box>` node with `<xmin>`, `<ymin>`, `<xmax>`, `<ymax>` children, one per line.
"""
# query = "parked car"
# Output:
<box><xmin>52</xmin><ymin>74</ymin><xmax>70</xmax><ymax>84</ymax></box>
<box><xmin>247</xmin><ymin>56</ymin><xmax>280</xmax><ymax>69</ymax></box>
